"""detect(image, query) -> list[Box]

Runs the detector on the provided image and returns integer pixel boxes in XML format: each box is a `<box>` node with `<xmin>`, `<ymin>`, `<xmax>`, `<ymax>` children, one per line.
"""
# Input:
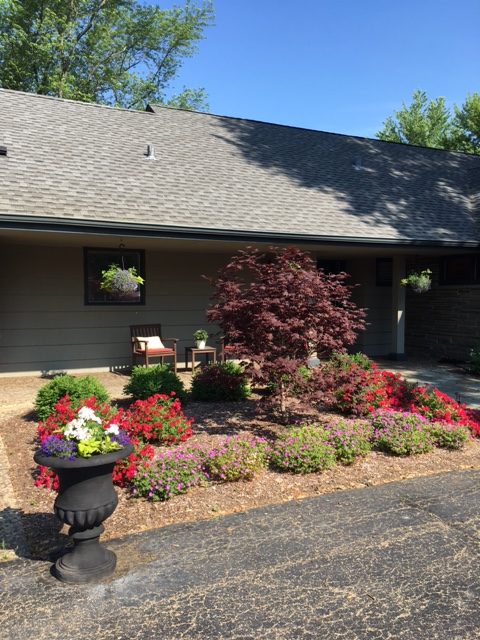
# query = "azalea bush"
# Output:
<box><xmin>306</xmin><ymin>352</ymin><xmax>480</xmax><ymax>438</ymax></box>
<box><xmin>34</xmin><ymin>374</ymin><xmax>109</xmax><ymax>420</ymax></box>
<box><xmin>119</xmin><ymin>393</ymin><xmax>193</xmax><ymax>445</ymax></box>
<box><xmin>370</xmin><ymin>410</ymin><xmax>434</xmax><ymax>456</ymax></box>
<box><xmin>308</xmin><ymin>353</ymin><xmax>412</xmax><ymax>417</ymax></box>
<box><xmin>130</xmin><ymin>450</ymin><xmax>206</xmax><ymax>501</ymax></box>
<box><xmin>123</xmin><ymin>365</ymin><xmax>185</xmax><ymax>401</ymax></box>
<box><xmin>269</xmin><ymin>425</ymin><xmax>336</xmax><ymax>474</ymax></box>
<box><xmin>190</xmin><ymin>362</ymin><xmax>251</xmax><ymax>402</ymax></box>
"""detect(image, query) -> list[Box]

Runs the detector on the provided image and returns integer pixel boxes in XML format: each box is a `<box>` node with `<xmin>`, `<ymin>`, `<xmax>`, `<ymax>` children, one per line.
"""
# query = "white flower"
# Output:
<box><xmin>106</xmin><ymin>424</ymin><xmax>119</xmax><ymax>435</ymax></box>
<box><xmin>77</xmin><ymin>406</ymin><xmax>102</xmax><ymax>423</ymax></box>
<box><xmin>64</xmin><ymin>418</ymin><xmax>84</xmax><ymax>438</ymax></box>
<box><xmin>74</xmin><ymin>425</ymin><xmax>92</xmax><ymax>441</ymax></box>
<box><xmin>64</xmin><ymin>417</ymin><xmax>93</xmax><ymax>441</ymax></box>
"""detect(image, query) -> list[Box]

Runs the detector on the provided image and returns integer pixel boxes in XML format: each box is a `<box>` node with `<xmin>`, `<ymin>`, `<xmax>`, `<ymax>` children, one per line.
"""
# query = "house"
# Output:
<box><xmin>1</xmin><ymin>88</ymin><xmax>479</xmax><ymax>376</ymax></box>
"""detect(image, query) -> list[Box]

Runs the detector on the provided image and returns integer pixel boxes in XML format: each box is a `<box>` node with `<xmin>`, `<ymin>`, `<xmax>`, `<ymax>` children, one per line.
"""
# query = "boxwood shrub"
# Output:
<box><xmin>34</xmin><ymin>374</ymin><xmax>110</xmax><ymax>420</ymax></box>
<box><xmin>123</xmin><ymin>365</ymin><xmax>185</xmax><ymax>401</ymax></box>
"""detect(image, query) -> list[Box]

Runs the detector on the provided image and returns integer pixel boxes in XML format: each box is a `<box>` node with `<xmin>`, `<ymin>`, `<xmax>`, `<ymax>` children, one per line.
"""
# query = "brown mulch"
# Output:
<box><xmin>1</xmin><ymin>372</ymin><xmax>480</xmax><ymax>559</ymax></box>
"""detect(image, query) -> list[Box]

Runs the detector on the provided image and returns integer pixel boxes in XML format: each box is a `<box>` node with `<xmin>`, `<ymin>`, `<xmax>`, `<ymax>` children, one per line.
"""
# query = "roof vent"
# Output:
<box><xmin>352</xmin><ymin>157</ymin><xmax>365</xmax><ymax>171</ymax></box>
<box><xmin>0</xmin><ymin>145</ymin><xmax>7</xmax><ymax>156</ymax></box>
<box><xmin>145</xmin><ymin>144</ymin><xmax>156</xmax><ymax>160</ymax></box>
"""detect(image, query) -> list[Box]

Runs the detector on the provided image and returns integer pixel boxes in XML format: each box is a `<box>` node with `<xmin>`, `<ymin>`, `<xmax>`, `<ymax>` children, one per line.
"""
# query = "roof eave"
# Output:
<box><xmin>0</xmin><ymin>214</ymin><xmax>479</xmax><ymax>249</ymax></box>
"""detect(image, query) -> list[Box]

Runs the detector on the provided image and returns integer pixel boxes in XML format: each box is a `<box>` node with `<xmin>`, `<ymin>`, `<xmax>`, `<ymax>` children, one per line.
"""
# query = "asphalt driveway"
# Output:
<box><xmin>1</xmin><ymin>470</ymin><xmax>479</xmax><ymax>640</ymax></box>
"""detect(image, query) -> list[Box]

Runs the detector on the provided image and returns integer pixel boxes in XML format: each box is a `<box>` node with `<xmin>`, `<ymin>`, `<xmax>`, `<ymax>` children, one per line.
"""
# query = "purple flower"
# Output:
<box><xmin>111</xmin><ymin>430</ymin><xmax>131</xmax><ymax>448</ymax></box>
<box><xmin>40</xmin><ymin>435</ymin><xmax>77</xmax><ymax>459</ymax></box>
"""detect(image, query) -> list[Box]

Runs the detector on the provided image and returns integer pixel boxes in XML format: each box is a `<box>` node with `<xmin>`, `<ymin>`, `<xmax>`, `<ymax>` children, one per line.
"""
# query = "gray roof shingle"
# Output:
<box><xmin>1</xmin><ymin>88</ymin><xmax>479</xmax><ymax>245</ymax></box>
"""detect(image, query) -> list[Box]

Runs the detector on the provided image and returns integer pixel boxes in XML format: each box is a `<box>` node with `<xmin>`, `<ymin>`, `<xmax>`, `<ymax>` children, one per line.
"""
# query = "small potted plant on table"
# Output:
<box><xmin>193</xmin><ymin>329</ymin><xmax>209</xmax><ymax>349</ymax></box>
<box><xmin>34</xmin><ymin>403</ymin><xmax>133</xmax><ymax>583</ymax></box>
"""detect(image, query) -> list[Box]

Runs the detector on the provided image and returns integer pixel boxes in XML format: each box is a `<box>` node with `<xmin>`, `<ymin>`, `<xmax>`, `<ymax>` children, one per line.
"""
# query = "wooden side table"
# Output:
<box><xmin>185</xmin><ymin>346</ymin><xmax>217</xmax><ymax>372</ymax></box>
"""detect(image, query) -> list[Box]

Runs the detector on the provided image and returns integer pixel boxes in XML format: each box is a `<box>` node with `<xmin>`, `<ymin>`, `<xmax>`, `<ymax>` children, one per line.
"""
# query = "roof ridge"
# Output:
<box><xmin>0</xmin><ymin>87</ymin><xmax>153</xmax><ymax>116</ymax></box>
<box><xmin>1</xmin><ymin>88</ymin><xmax>479</xmax><ymax>159</ymax></box>
<box><xmin>149</xmin><ymin>102</ymin><xmax>480</xmax><ymax>159</ymax></box>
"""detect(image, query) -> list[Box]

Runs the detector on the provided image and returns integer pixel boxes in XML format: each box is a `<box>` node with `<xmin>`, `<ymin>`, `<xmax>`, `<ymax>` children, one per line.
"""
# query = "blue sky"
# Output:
<box><xmin>146</xmin><ymin>0</ymin><xmax>479</xmax><ymax>138</ymax></box>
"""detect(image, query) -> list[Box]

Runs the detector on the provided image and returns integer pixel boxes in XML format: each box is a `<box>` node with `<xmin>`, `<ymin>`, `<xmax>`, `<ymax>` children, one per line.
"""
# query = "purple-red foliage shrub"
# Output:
<box><xmin>207</xmin><ymin>247</ymin><xmax>366</xmax><ymax>412</ymax></box>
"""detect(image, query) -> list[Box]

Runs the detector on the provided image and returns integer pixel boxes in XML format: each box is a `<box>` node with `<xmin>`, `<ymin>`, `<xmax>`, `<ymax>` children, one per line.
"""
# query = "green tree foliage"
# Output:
<box><xmin>0</xmin><ymin>0</ymin><xmax>213</xmax><ymax>109</ymax></box>
<box><xmin>377</xmin><ymin>89</ymin><xmax>480</xmax><ymax>155</ymax></box>
<box><xmin>452</xmin><ymin>93</ymin><xmax>480</xmax><ymax>155</ymax></box>
<box><xmin>377</xmin><ymin>90</ymin><xmax>454</xmax><ymax>149</ymax></box>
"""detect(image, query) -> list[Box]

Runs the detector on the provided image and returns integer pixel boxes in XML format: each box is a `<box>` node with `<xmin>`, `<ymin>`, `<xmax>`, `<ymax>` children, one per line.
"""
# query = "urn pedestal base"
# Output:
<box><xmin>34</xmin><ymin>444</ymin><xmax>133</xmax><ymax>584</ymax></box>
<box><xmin>54</xmin><ymin>524</ymin><xmax>116</xmax><ymax>584</ymax></box>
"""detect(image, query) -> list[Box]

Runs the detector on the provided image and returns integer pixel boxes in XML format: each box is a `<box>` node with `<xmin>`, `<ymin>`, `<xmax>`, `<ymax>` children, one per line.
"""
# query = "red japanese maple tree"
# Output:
<box><xmin>207</xmin><ymin>247</ymin><xmax>367</xmax><ymax>413</ymax></box>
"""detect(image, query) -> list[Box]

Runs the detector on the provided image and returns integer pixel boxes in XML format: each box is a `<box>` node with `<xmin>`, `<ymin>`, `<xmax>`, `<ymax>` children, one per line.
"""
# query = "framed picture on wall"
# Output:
<box><xmin>84</xmin><ymin>247</ymin><xmax>145</xmax><ymax>305</ymax></box>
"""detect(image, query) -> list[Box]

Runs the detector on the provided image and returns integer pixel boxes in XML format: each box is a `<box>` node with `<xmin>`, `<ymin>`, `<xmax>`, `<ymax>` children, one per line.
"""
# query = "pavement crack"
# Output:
<box><xmin>400</xmin><ymin>495</ymin><xmax>480</xmax><ymax>549</ymax></box>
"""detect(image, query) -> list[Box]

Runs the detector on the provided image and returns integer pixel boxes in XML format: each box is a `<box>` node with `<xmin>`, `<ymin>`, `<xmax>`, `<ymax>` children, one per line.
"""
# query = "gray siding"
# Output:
<box><xmin>0</xmin><ymin>245</ymin><xmax>227</xmax><ymax>375</ymax></box>
<box><xmin>348</xmin><ymin>259</ymin><xmax>392</xmax><ymax>357</ymax></box>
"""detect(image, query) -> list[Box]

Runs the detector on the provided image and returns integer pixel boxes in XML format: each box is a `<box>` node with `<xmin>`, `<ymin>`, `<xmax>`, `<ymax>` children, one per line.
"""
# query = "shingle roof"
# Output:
<box><xmin>1</xmin><ymin>88</ymin><xmax>479</xmax><ymax>245</ymax></box>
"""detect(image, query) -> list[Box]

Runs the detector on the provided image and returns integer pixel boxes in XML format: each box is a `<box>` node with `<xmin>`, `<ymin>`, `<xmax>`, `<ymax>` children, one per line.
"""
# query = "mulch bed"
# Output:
<box><xmin>1</xmin><ymin>384</ymin><xmax>480</xmax><ymax>560</ymax></box>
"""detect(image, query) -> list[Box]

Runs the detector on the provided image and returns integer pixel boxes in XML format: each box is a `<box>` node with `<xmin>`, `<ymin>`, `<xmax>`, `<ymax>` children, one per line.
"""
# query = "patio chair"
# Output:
<box><xmin>130</xmin><ymin>324</ymin><xmax>178</xmax><ymax>372</ymax></box>
<box><xmin>219</xmin><ymin>336</ymin><xmax>237</xmax><ymax>363</ymax></box>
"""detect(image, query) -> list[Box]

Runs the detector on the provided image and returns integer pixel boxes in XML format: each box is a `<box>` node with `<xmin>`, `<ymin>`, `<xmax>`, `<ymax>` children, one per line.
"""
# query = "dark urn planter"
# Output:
<box><xmin>34</xmin><ymin>444</ymin><xmax>133</xmax><ymax>584</ymax></box>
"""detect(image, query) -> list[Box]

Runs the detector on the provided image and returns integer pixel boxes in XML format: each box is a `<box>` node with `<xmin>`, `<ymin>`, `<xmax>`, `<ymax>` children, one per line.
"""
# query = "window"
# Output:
<box><xmin>84</xmin><ymin>248</ymin><xmax>145</xmax><ymax>305</ymax></box>
<box><xmin>440</xmin><ymin>254</ymin><xmax>480</xmax><ymax>286</ymax></box>
<box><xmin>376</xmin><ymin>258</ymin><xmax>392</xmax><ymax>286</ymax></box>
<box><xmin>317</xmin><ymin>259</ymin><xmax>347</xmax><ymax>275</ymax></box>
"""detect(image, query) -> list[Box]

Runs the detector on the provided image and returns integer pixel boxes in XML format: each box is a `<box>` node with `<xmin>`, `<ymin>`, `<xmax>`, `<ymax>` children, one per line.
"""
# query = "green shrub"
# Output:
<box><xmin>34</xmin><ymin>374</ymin><xmax>109</xmax><ymax>420</ymax></box>
<box><xmin>130</xmin><ymin>450</ymin><xmax>206</xmax><ymax>501</ymax></box>
<box><xmin>123</xmin><ymin>365</ymin><xmax>185</xmax><ymax>401</ymax></box>
<box><xmin>323</xmin><ymin>419</ymin><xmax>373</xmax><ymax>465</ymax></box>
<box><xmin>371</xmin><ymin>410</ymin><xmax>434</xmax><ymax>456</ymax></box>
<box><xmin>330</xmin><ymin>351</ymin><xmax>374</xmax><ymax>371</ymax></box>
<box><xmin>428</xmin><ymin>421</ymin><xmax>470</xmax><ymax>450</ymax></box>
<box><xmin>202</xmin><ymin>435</ymin><xmax>269</xmax><ymax>482</ymax></box>
<box><xmin>190</xmin><ymin>362</ymin><xmax>250</xmax><ymax>401</ymax></box>
<box><xmin>269</xmin><ymin>425</ymin><xmax>336</xmax><ymax>474</ymax></box>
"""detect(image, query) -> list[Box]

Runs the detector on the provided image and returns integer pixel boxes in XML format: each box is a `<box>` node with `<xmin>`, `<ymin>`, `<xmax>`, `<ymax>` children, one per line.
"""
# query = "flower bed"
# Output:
<box><xmin>31</xmin><ymin>358</ymin><xmax>480</xmax><ymax>508</ymax></box>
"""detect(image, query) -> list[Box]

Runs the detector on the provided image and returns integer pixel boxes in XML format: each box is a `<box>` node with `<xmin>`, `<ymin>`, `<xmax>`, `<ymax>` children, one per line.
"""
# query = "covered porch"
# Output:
<box><xmin>0</xmin><ymin>224</ymin><xmax>478</xmax><ymax>376</ymax></box>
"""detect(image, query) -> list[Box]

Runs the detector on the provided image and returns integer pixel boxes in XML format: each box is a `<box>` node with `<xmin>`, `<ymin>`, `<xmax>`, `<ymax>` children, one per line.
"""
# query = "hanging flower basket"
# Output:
<box><xmin>100</xmin><ymin>264</ymin><xmax>144</xmax><ymax>296</ymax></box>
<box><xmin>400</xmin><ymin>269</ymin><xmax>432</xmax><ymax>293</ymax></box>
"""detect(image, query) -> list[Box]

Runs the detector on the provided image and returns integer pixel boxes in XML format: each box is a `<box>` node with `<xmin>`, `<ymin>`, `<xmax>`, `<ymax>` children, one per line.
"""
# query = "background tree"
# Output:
<box><xmin>206</xmin><ymin>247</ymin><xmax>366</xmax><ymax>415</ymax></box>
<box><xmin>377</xmin><ymin>89</ymin><xmax>480</xmax><ymax>155</ymax></box>
<box><xmin>0</xmin><ymin>0</ymin><xmax>213</xmax><ymax>109</ymax></box>
<box><xmin>376</xmin><ymin>90</ymin><xmax>454</xmax><ymax>149</ymax></box>
<box><xmin>452</xmin><ymin>93</ymin><xmax>480</xmax><ymax>154</ymax></box>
